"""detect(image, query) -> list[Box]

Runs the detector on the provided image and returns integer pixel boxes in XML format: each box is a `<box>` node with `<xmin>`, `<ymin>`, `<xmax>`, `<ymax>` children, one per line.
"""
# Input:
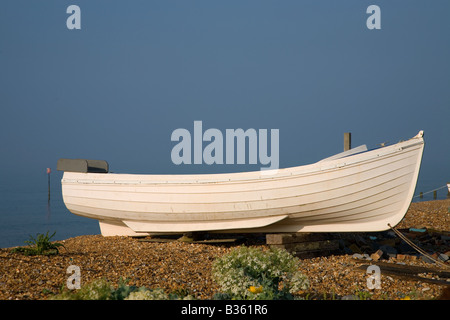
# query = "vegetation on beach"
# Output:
<box><xmin>211</xmin><ymin>246</ymin><xmax>310</xmax><ymax>300</ymax></box>
<box><xmin>11</xmin><ymin>231</ymin><xmax>64</xmax><ymax>256</ymax></box>
<box><xmin>47</xmin><ymin>245</ymin><xmax>442</xmax><ymax>300</ymax></box>
<box><xmin>51</xmin><ymin>277</ymin><xmax>195</xmax><ymax>300</ymax></box>
<box><xmin>50</xmin><ymin>246</ymin><xmax>310</xmax><ymax>300</ymax></box>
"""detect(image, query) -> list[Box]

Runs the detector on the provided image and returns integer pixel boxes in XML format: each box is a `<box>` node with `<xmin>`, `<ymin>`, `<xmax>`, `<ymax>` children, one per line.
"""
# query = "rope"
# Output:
<box><xmin>412</xmin><ymin>185</ymin><xmax>448</xmax><ymax>198</ymax></box>
<box><xmin>388</xmin><ymin>224</ymin><xmax>450</xmax><ymax>269</ymax></box>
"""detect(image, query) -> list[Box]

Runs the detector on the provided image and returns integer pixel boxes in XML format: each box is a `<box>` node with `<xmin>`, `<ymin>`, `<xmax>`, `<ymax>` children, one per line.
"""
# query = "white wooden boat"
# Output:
<box><xmin>58</xmin><ymin>131</ymin><xmax>424</xmax><ymax>236</ymax></box>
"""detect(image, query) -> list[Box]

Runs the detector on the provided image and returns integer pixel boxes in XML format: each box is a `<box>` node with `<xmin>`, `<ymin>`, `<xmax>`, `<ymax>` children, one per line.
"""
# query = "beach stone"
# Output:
<box><xmin>352</xmin><ymin>253</ymin><xmax>364</xmax><ymax>260</ymax></box>
<box><xmin>363</xmin><ymin>254</ymin><xmax>372</xmax><ymax>261</ymax></box>
<box><xmin>438</xmin><ymin>253</ymin><xmax>449</xmax><ymax>262</ymax></box>
<box><xmin>396</xmin><ymin>254</ymin><xmax>406</xmax><ymax>261</ymax></box>
<box><xmin>386</xmin><ymin>231</ymin><xmax>397</xmax><ymax>238</ymax></box>
<box><xmin>421</xmin><ymin>256</ymin><xmax>434</xmax><ymax>264</ymax></box>
<box><xmin>341</xmin><ymin>295</ymin><xmax>360</xmax><ymax>300</ymax></box>
<box><xmin>379</xmin><ymin>245</ymin><xmax>397</xmax><ymax>258</ymax></box>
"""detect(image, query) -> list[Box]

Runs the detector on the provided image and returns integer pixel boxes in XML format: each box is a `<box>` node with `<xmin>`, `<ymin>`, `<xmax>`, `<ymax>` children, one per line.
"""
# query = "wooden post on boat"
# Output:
<box><xmin>434</xmin><ymin>190</ymin><xmax>437</xmax><ymax>200</ymax></box>
<box><xmin>344</xmin><ymin>132</ymin><xmax>351</xmax><ymax>151</ymax></box>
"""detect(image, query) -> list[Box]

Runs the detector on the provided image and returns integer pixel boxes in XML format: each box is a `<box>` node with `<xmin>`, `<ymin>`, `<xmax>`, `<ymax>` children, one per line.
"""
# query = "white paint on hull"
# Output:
<box><xmin>61</xmin><ymin>132</ymin><xmax>424</xmax><ymax>235</ymax></box>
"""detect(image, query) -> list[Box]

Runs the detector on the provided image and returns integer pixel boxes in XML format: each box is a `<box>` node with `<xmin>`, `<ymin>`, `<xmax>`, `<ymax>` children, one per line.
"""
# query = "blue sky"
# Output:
<box><xmin>1</xmin><ymin>1</ymin><xmax>449</xmax><ymax>193</ymax></box>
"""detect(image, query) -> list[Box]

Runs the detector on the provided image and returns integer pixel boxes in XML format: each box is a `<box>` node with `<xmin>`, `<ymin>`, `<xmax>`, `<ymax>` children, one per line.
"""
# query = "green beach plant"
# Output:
<box><xmin>212</xmin><ymin>246</ymin><xmax>309</xmax><ymax>300</ymax></box>
<box><xmin>11</xmin><ymin>231</ymin><xmax>65</xmax><ymax>256</ymax></box>
<box><xmin>51</xmin><ymin>278</ymin><xmax>196</xmax><ymax>300</ymax></box>
<box><xmin>354</xmin><ymin>289</ymin><xmax>373</xmax><ymax>300</ymax></box>
<box><xmin>52</xmin><ymin>278</ymin><xmax>114</xmax><ymax>300</ymax></box>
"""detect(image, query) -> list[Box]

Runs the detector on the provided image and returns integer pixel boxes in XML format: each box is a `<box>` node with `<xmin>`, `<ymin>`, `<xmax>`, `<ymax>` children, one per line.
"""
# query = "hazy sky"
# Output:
<box><xmin>1</xmin><ymin>1</ymin><xmax>449</xmax><ymax>191</ymax></box>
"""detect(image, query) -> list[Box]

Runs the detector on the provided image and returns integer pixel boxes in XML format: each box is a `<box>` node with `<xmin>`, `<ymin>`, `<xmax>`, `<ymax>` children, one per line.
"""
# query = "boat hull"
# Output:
<box><xmin>61</xmin><ymin>132</ymin><xmax>424</xmax><ymax>235</ymax></box>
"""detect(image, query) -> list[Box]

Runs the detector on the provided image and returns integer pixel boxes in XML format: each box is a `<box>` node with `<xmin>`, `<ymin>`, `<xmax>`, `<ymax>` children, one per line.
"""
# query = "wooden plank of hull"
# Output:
<box><xmin>61</xmin><ymin>132</ymin><xmax>424</xmax><ymax>234</ymax></box>
<box><xmin>62</xmin><ymin>154</ymin><xmax>417</xmax><ymax>217</ymax></box>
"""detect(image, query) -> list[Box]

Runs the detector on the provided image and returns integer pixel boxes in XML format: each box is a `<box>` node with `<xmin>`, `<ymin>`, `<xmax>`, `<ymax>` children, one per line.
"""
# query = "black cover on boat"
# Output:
<box><xmin>57</xmin><ymin>158</ymin><xmax>109</xmax><ymax>173</ymax></box>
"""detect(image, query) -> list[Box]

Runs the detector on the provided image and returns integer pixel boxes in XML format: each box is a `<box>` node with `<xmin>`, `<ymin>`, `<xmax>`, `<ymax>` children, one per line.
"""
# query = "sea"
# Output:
<box><xmin>0</xmin><ymin>172</ymin><xmax>100</xmax><ymax>249</ymax></box>
<box><xmin>0</xmin><ymin>171</ymin><xmax>448</xmax><ymax>249</ymax></box>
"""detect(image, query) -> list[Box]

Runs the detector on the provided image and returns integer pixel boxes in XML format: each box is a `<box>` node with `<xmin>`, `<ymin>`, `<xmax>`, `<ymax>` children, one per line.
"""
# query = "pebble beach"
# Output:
<box><xmin>0</xmin><ymin>199</ymin><xmax>449</xmax><ymax>301</ymax></box>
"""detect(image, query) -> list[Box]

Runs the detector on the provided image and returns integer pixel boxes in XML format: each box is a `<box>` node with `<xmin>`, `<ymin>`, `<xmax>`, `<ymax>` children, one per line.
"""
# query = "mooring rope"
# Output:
<box><xmin>388</xmin><ymin>224</ymin><xmax>450</xmax><ymax>269</ymax></box>
<box><xmin>412</xmin><ymin>185</ymin><xmax>448</xmax><ymax>199</ymax></box>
